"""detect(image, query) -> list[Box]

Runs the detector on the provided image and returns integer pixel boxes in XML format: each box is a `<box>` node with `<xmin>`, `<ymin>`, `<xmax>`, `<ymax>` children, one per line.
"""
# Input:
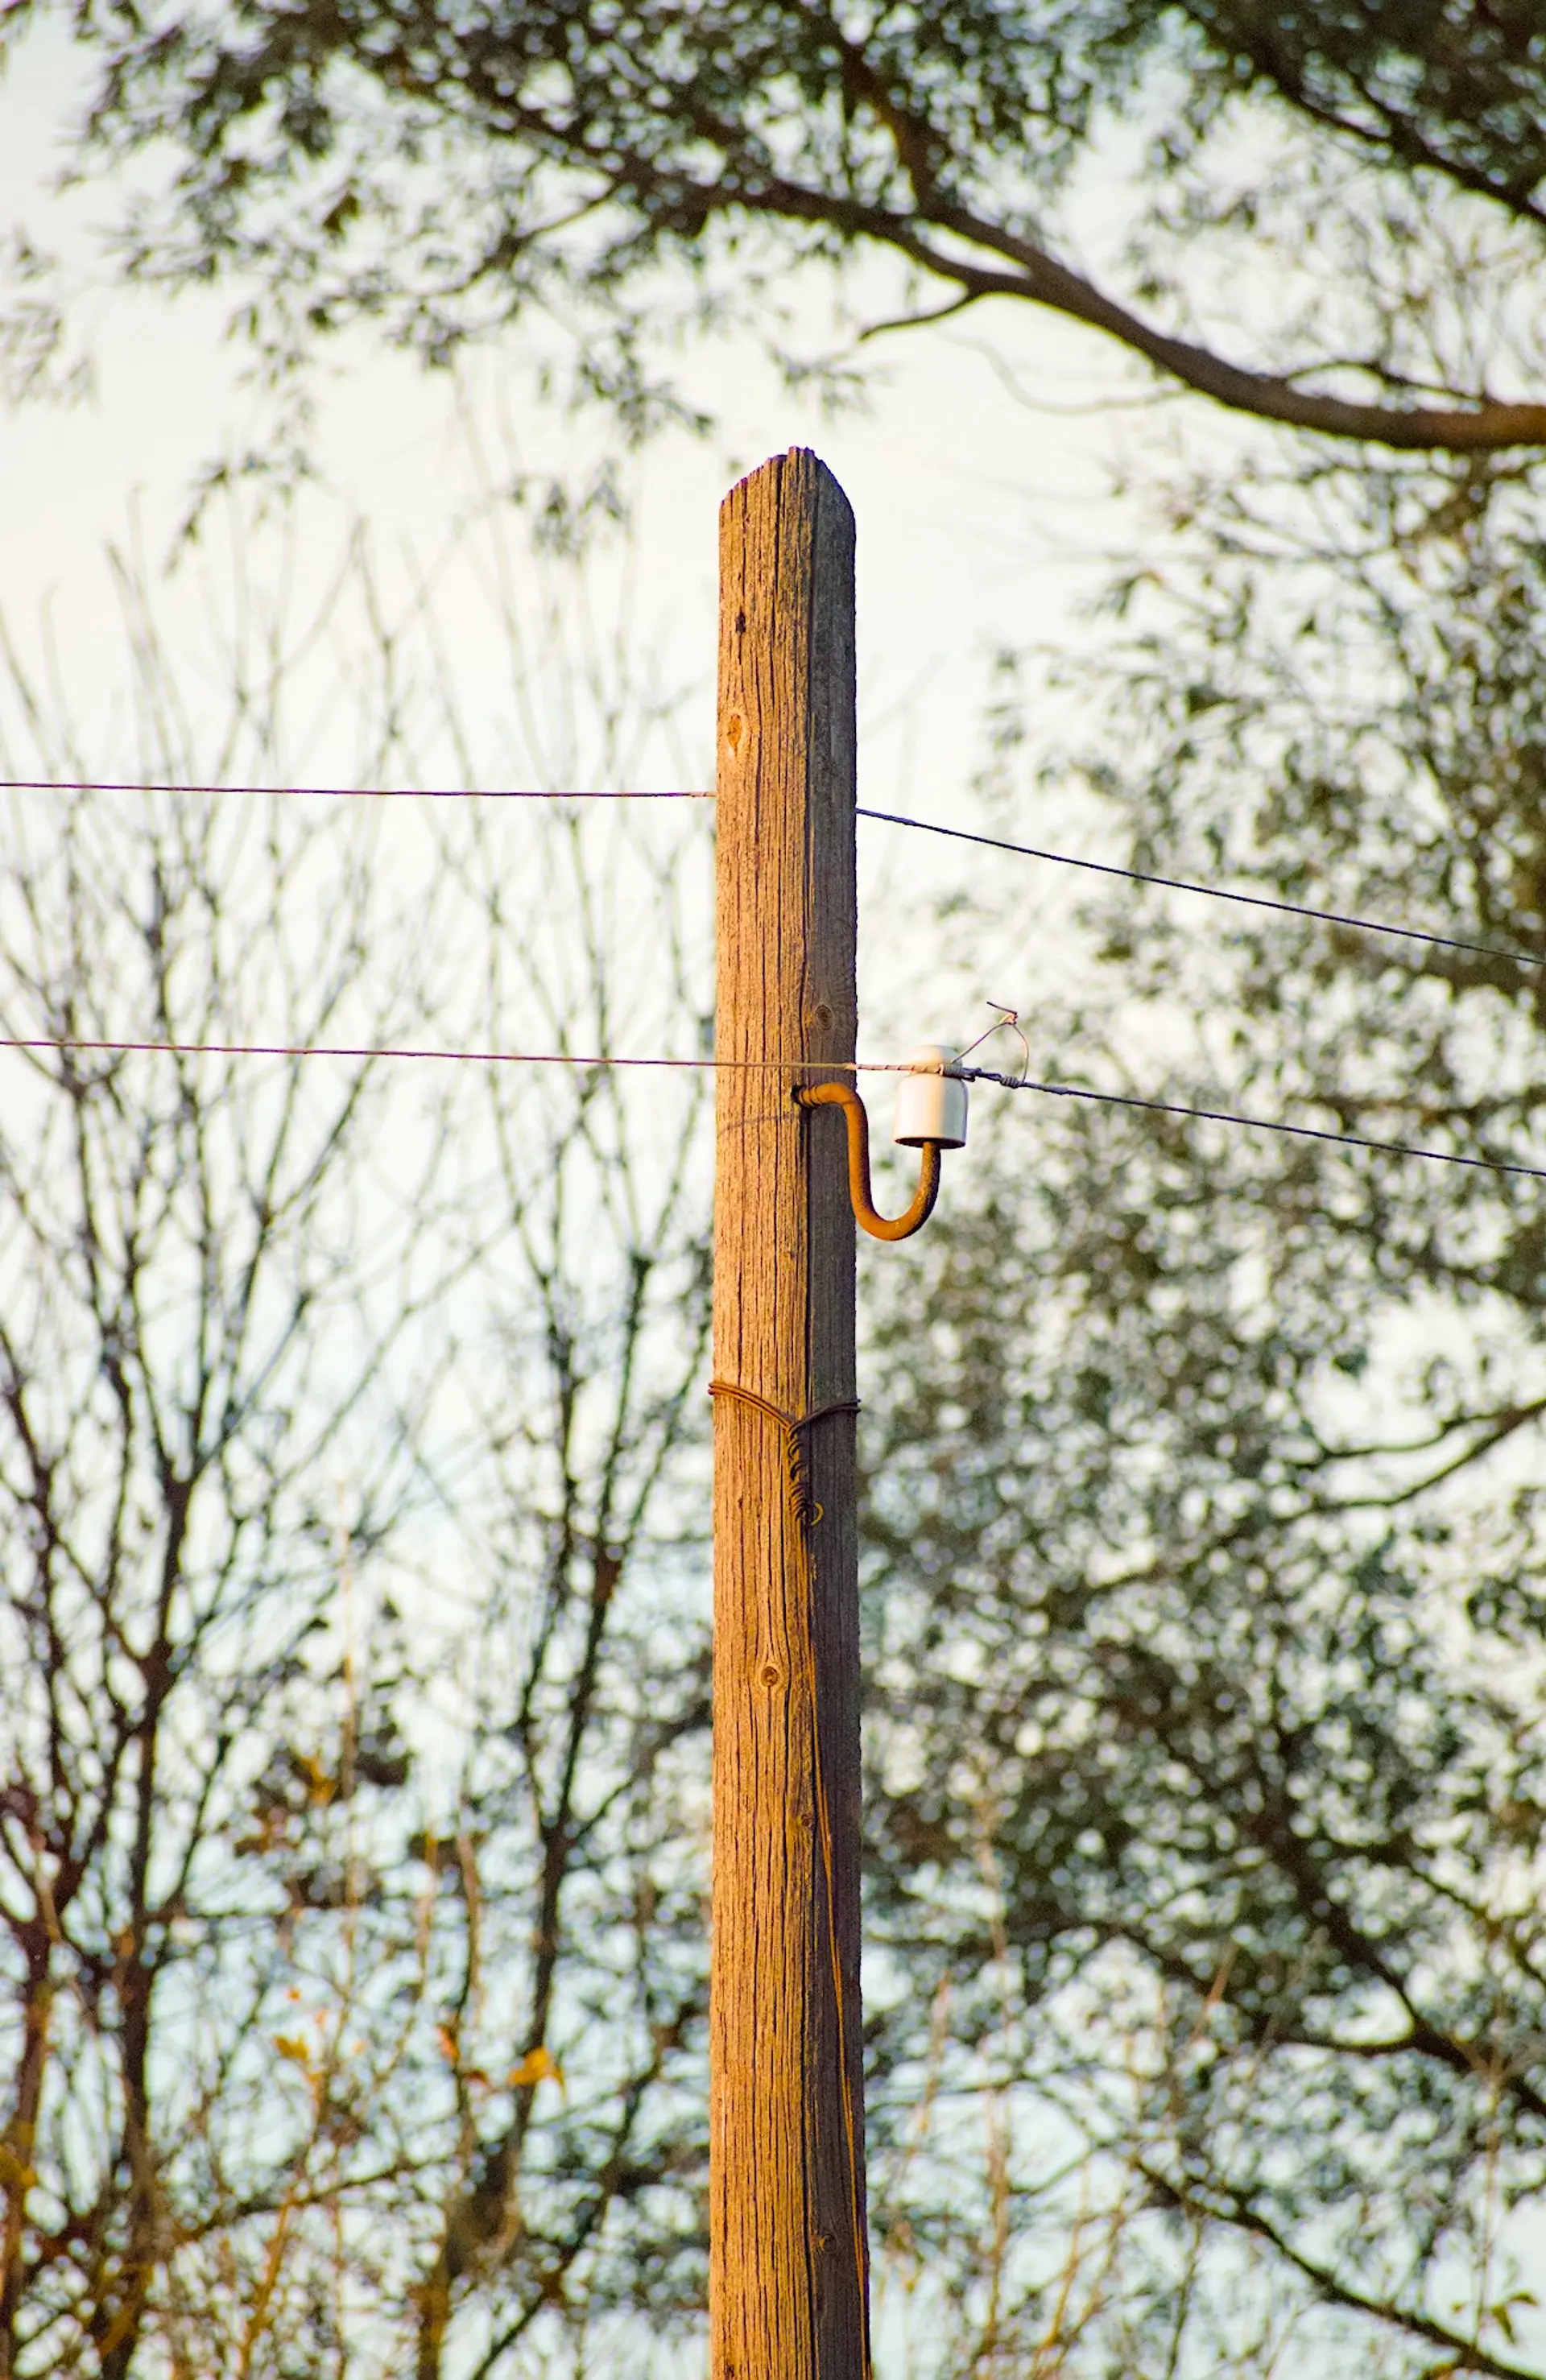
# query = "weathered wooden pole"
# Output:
<box><xmin>710</xmin><ymin>449</ymin><xmax>869</xmax><ymax>2378</ymax></box>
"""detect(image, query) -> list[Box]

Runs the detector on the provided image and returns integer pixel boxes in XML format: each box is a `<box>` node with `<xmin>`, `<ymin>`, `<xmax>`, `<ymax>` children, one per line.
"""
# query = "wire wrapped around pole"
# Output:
<box><xmin>796</xmin><ymin>1081</ymin><xmax>943</xmax><ymax>1241</ymax></box>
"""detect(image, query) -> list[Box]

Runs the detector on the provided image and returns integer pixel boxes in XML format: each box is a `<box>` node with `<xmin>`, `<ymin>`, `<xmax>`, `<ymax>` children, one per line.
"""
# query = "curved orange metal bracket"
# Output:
<box><xmin>796</xmin><ymin>1081</ymin><xmax>943</xmax><ymax>1242</ymax></box>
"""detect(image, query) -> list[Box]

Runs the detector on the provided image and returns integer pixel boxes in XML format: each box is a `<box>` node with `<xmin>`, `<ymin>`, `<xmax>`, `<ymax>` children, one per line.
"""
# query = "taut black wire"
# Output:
<box><xmin>1</xmin><ymin>1031</ymin><xmax>1539</xmax><ymax>1183</ymax></box>
<box><xmin>959</xmin><ymin>1064</ymin><xmax>1546</xmax><ymax>1184</ymax></box>
<box><xmin>20</xmin><ymin>780</ymin><xmax>1543</xmax><ymax>979</ymax></box>
<box><xmin>859</xmin><ymin>807</ymin><xmax>1546</xmax><ymax>975</ymax></box>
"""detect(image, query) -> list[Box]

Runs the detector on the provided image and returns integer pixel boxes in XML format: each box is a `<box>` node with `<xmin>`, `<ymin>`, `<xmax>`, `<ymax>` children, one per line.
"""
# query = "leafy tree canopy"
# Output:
<box><xmin>856</xmin><ymin>436</ymin><xmax>1546</xmax><ymax>2370</ymax></box>
<box><xmin>10</xmin><ymin>0</ymin><xmax>1546</xmax><ymax>448</ymax></box>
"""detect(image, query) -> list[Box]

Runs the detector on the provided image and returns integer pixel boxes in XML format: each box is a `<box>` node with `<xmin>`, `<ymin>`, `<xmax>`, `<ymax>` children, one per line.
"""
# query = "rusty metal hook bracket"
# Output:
<box><xmin>795</xmin><ymin>1080</ymin><xmax>944</xmax><ymax>1241</ymax></box>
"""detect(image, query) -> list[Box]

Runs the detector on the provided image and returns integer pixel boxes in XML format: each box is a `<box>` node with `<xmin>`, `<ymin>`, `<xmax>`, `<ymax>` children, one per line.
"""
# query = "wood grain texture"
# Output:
<box><xmin>711</xmin><ymin>449</ymin><xmax>867</xmax><ymax>2380</ymax></box>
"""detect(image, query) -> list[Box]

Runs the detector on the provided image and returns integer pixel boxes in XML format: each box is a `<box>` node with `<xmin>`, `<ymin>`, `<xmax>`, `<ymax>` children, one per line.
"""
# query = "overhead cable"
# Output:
<box><xmin>2</xmin><ymin>1031</ymin><xmax>1541</xmax><ymax>1184</ymax></box>
<box><xmin>859</xmin><ymin>807</ymin><xmax>1546</xmax><ymax>974</ymax></box>
<box><xmin>17</xmin><ymin>780</ymin><xmax>1544</xmax><ymax>980</ymax></box>
<box><xmin>0</xmin><ymin>779</ymin><xmax>714</xmax><ymax>800</ymax></box>
<box><xmin>958</xmin><ymin>1063</ymin><xmax>1546</xmax><ymax>1184</ymax></box>
<box><xmin>0</xmin><ymin>1035</ymin><xmax>877</xmax><ymax>1070</ymax></box>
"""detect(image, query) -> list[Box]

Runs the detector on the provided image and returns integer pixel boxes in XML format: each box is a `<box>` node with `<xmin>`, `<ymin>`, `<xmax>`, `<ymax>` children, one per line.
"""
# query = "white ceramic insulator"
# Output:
<box><xmin>894</xmin><ymin>1043</ymin><xmax>969</xmax><ymax>1149</ymax></box>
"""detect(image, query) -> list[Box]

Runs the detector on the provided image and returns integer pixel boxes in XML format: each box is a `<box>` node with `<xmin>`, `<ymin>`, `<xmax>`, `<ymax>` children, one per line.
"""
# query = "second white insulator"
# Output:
<box><xmin>894</xmin><ymin>1043</ymin><xmax>969</xmax><ymax>1148</ymax></box>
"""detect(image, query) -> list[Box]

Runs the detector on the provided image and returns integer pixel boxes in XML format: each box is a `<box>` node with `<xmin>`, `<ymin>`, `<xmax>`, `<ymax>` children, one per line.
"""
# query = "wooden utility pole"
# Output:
<box><xmin>711</xmin><ymin>449</ymin><xmax>869</xmax><ymax>2378</ymax></box>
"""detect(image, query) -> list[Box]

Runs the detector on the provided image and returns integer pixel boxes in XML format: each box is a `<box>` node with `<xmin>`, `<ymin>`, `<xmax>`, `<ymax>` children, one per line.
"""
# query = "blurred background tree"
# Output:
<box><xmin>0</xmin><ymin>513</ymin><xmax>720</xmax><ymax>2380</ymax></box>
<box><xmin>860</xmin><ymin>436</ymin><xmax>1546</xmax><ymax>2373</ymax></box>
<box><xmin>5</xmin><ymin>0</ymin><xmax>1545</xmax><ymax>452</ymax></box>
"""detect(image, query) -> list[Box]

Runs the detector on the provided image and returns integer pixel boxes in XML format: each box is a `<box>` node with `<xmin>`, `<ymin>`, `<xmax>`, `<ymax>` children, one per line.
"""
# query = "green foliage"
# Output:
<box><xmin>857</xmin><ymin>448</ymin><xmax>1546</xmax><ymax>2371</ymax></box>
<box><xmin>8</xmin><ymin>0</ymin><xmax>1546</xmax><ymax>444</ymax></box>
